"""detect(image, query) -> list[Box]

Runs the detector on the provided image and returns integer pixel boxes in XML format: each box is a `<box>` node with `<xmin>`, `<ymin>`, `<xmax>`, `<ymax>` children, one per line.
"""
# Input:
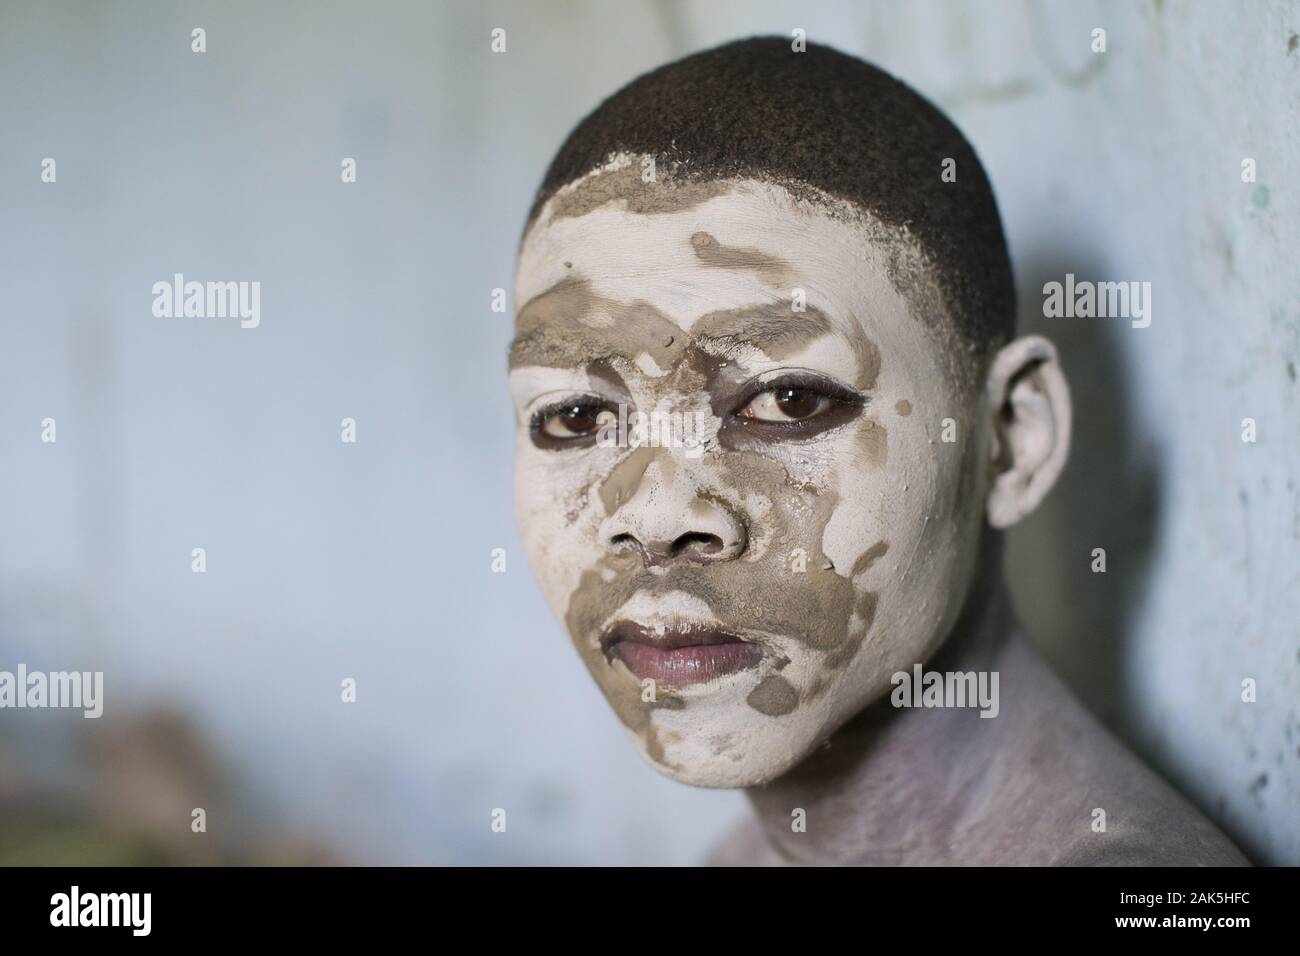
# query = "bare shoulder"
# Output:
<box><xmin>999</xmin><ymin>640</ymin><xmax>1250</xmax><ymax>867</ymax></box>
<box><xmin>1055</xmin><ymin>815</ymin><xmax>1249</xmax><ymax>866</ymax></box>
<box><xmin>1046</xmin><ymin>731</ymin><xmax>1250</xmax><ymax>866</ymax></box>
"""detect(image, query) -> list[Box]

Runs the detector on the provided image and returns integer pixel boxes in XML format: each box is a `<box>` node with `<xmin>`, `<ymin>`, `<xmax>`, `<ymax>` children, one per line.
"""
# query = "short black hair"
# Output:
<box><xmin>528</xmin><ymin>36</ymin><xmax>1015</xmax><ymax>361</ymax></box>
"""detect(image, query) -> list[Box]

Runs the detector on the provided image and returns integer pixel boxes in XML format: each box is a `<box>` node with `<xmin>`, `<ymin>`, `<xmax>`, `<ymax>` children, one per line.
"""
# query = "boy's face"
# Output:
<box><xmin>509</xmin><ymin>173</ymin><xmax>990</xmax><ymax>787</ymax></box>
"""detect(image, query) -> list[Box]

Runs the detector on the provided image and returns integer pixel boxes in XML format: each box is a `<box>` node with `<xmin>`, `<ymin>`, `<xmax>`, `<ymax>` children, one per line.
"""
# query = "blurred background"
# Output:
<box><xmin>1</xmin><ymin>0</ymin><xmax>1296</xmax><ymax>865</ymax></box>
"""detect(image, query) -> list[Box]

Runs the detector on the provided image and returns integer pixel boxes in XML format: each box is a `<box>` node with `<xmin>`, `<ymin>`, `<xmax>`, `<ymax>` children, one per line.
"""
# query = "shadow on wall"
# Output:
<box><xmin>1003</xmin><ymin>270</ymin><xmax>1263</xmax><ymax>858</ymax></box>
<box><xmin>1004</xmin><ymin>256</ymin><xmax>1161</xmax><ymax>732</ymax></box>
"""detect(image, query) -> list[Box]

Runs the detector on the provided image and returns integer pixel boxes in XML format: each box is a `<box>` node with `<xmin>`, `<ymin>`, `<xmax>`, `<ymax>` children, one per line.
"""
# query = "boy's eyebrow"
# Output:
<box><xmin>508</xmin><ymin>295</ymin><xmax>830</xmax><ymax>369</ymax></box>
<box><xmin>508</xmin><ymin>281</ymin><xmax>877</xmax><ymax>388</ymax></box>
<box><xmin>693</xmin><ymin>302</ymin><xmax>881</xmax><ymax>390</ymax></box>
<box><xmin>508</xmin><ymin>277</ymin><xmax>609</xmax><ymax>369</ymax></box>
<box><xmin>690</xmin><ymin>302</ymin><xmax>833</xmax><ymax>359</ymax></box>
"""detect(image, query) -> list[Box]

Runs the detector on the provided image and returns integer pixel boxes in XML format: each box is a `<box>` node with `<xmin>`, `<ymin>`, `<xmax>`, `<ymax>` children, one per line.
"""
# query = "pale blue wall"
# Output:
<box><xmin>1</xmin><ymin>0</ymin><xmax>1294</xmax><ymax>864</ymax></box>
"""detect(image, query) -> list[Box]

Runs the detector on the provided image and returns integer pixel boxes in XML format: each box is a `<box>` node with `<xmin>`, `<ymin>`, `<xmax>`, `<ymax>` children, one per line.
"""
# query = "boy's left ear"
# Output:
<box><xmin>983</xmin><ymin>335</ymin><xmax>1072</xmax><ymax>529</ymax></box>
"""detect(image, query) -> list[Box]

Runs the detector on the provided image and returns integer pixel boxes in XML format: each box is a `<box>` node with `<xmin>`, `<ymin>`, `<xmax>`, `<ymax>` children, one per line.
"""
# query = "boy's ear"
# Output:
<box><xmin>984</xmin><ymin>335</ymin><xmax>1072</xmax><ymax>529</ymax></box>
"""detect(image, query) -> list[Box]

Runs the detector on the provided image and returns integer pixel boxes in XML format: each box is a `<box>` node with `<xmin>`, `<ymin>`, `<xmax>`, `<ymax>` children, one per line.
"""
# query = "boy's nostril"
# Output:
<box><xmin>609</xmin><ymin>532</ymin><xmax>639</xmax><ymax>553</ymax></box>
<box><xmin>604</xmin><ymin>529</ymin><xmax>741</xmax><ymax>565</ymax></box>
<box><xmin>671</xmin><ymin>532</ymin><xmax>724</xmax><ymax>558</ymax></box>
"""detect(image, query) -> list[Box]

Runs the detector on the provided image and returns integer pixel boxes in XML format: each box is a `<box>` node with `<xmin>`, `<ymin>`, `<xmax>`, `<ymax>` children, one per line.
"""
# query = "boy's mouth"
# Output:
<box><xmin>600</xmin><ymin>620</ymin><xmax>763</xmax><ymax>686</ymax></box>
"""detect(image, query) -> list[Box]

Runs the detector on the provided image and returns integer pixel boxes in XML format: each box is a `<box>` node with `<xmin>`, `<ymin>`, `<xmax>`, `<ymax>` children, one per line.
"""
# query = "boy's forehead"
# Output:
<box><xmin>514</xmin><ymin>177</ymin><xmax>923</xmax><ymax>354</ymax></box>
<box><xmin>519</xmin><ymin>180</ymin><xmax>811</xmax><ymax>303</ymax></box>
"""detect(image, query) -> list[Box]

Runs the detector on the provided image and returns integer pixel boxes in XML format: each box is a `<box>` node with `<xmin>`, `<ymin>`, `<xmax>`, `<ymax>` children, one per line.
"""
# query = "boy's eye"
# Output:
<box><xmin>541</xmin><ymin>402</ymin><xmax>605</xmax><ymax>438</ymax></box>
<box><xmin>736</xmin><ymin>386</ymin><xmax>831</xmax><ymax>422</ymax></box>
<box><xmin>530</xmin><ymin>398</ymin><xmax>617</xmax><ymax>449</ymax></box>
<box><xmin>725</xmin><ymin>374</ymin><xmax>865</xmax><ymax>442</ymax></box>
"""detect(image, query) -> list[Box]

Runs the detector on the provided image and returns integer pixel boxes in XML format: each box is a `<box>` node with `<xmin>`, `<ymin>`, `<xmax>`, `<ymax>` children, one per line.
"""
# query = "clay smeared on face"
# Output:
<box><xmin>547</xmin><ymin>163</ymin><xmax>733</xmax><ymax>222</ymax></box>
<box><xmin>690</xmin><ymin>231</ymin><xmax>793</xmax><ymax>288</ymax></box>
<box><xmin>511</xmin><ymin>170</ymin><xmax>987</xmax><ymax>787</ymax></box>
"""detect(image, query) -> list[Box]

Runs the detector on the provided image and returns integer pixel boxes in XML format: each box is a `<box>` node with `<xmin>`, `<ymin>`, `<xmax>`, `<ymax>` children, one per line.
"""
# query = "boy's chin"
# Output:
<box><xmin>630</xmin><ymin>736</ymin><xmax>809</xmax><ymax>789</ymax></box>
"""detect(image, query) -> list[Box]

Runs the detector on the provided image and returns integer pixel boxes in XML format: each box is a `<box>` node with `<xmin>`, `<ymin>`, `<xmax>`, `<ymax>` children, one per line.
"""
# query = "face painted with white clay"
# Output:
<box><xmin>510</xmin><ymin>165</ymin><xmax>996</xmax><ymax>787</ymax></box>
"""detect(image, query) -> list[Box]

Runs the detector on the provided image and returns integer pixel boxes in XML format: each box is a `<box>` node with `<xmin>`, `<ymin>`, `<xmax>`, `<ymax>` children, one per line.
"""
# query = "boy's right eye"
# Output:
<box><xmin>530</xmin><ymin>399</ymin><xmax>617</xmax><ymax>449</ymax></box>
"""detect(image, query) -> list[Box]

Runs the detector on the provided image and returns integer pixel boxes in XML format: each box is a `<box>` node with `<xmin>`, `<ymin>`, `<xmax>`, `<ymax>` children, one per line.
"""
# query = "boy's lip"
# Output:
<box><xmin>600</xmin><ymin>621</ymin><xmax>763</xmax><ymax>686</ymax></box>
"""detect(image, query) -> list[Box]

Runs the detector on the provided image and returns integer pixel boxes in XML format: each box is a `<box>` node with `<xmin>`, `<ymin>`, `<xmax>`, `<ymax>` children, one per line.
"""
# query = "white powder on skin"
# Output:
<box><xmin>510</xmin><ymin>170</ymin><xmax>991</xmax><ymax>786</ymax></box>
